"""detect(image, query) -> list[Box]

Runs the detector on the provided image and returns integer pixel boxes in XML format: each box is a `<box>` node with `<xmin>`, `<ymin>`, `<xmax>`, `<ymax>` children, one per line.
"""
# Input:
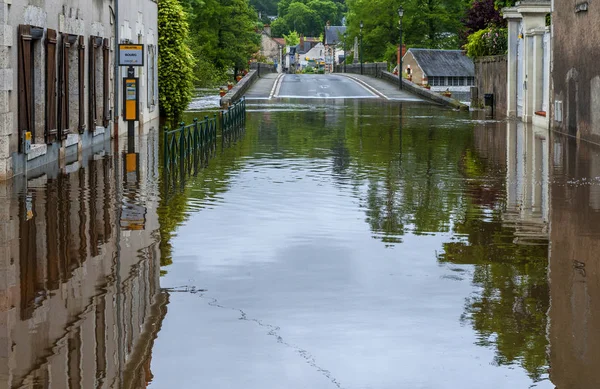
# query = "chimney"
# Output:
<box><xmin>264</xmin><ymin>25</ymin><xmax>271</xmax><ymax>36</ymax></box>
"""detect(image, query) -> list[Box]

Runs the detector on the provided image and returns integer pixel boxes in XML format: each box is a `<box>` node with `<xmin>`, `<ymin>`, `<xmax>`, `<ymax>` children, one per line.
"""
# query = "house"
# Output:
<box><xmin>259</xmin><ymin>26</ymin><xmax>285</xmax><ymax>72</ymax></box>
<box><xmin>503</xmin><ymin>0</ymin><xmax>551</xmax><ymax>129</ymax></box>
<box><xmin>551</xmin><ymin>0</ymin><xmax>598</xmax><ymax>142</ymax></box>
<box><xmin>324</xmin><ymin>24</ymin><xmax>347</xmax><ymax>72</ymax></box>
<box><xmin>299</xmin><ymin>42</ymin><xmax>326</xmax><ymax>70</ymax></box>
<box><xmin>285</xmin><ymin>36</ymin><xmax>321</xmax><ymax>73</ymax></box>
<box><xmin>402</xmin><ymin>49</ymin><xmax>475</xmax><ymax>96</ymax></box>
<box><xmin>1</xmin><ymin>1</ymin><xmax>159</xmax><ymax>180</ymax></box>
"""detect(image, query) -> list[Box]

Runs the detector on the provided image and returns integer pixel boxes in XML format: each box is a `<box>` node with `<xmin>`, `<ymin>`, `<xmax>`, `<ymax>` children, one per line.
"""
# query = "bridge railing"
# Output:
<box><xmin>221</xmin><ymin>97</ymin><xmax>246</xmax><ymax>146</ymax></box>
<box><xmin>163</xmin><ymin>115</ymin><xmax>218</xmax><ymax>175</ymax></box>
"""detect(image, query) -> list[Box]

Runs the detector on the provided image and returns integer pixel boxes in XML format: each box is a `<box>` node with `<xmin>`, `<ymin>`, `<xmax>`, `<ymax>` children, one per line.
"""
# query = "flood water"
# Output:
<box><xmin>1</xmin><ymin>98</ymin><xmax>600</xmax><ymax>388</ymax></box>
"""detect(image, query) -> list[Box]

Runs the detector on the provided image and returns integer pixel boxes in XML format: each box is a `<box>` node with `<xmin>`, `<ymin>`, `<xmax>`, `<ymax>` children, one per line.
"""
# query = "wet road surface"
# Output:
<box><xmin>2</xmin><ymin>96</ymin><xmax>600</xmax><ymax>388</ymax></box>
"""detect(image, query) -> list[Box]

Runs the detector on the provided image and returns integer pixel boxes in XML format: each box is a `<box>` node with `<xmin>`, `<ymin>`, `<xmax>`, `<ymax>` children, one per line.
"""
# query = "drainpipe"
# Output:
<box><xmin>113</xmin><ymin>0</ymin><xmax>120</xmax><ymax>138</ymax></box>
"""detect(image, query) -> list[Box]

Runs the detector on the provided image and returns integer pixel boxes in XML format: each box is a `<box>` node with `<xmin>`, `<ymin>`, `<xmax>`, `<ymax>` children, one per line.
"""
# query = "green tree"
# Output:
<box><xmin>283</xmin><ymin>30</ymin><xmax>301</xmax><ymax>45</ymax></box>
<box><xmin>158</xmin><ymin>0</ymin><xmax>195</xmax><ymax>121</ymax></box>
<box><xmin>346</xmin><ymin>0</ymin><xmax>466</xmax><ymax>63</ymax></box>
<box><xmin>272</xmin><ymin>0</ymin><xmax>342</xmax><ymax>37</ymax></box>
<box><xmin>184</xmin><ymin>0</ymin><xmax>261</xmax><ymax>81</ymax></box>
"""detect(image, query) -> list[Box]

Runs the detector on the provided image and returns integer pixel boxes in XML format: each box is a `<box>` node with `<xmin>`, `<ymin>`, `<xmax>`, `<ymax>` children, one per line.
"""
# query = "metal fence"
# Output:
<box><xmin>162</xmin><ymin>97</ymin><xmax>247</xmax><ymax>198</ymax></box>
<box><xmin>163</xmin><ymin>115</ymin><xmax>218</xmax><ymax>179</ymax></box>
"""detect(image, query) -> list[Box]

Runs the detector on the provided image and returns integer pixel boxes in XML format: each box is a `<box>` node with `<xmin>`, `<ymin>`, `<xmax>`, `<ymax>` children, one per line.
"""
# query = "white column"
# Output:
<box><xmin>503</xmin><ymin>8</ymin><xmax>522</xmax><ymax>118</ymax></box>
<box><xmin>531</xmin><ymin>29</ymin><xmax>545</xmax><ymax>115</ymax></box>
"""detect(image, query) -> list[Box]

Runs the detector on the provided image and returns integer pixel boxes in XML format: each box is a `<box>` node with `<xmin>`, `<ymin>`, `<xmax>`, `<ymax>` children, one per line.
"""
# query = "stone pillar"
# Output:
<box><xmin>523</xmin><ymin>33</ymin><xmax>535</xmax><ymax>122</ymax></box>
<box><xmin>504</xmin><ymin>8</ymin><xmax>522</xmax><ymax>118</ymax></box>
<box><xmin>0</xmin><ymin>0</ymin><xmax>13</xmax><ymax>180</ymax></box>
<box><xmin>531</xmin><ymin>29</ymin><xmax>545</xmax><ymax>115</ymax></box>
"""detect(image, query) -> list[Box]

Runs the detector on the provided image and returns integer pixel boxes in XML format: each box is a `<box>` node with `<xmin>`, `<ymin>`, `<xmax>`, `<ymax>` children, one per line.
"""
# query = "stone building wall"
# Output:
<box><xmin>474</xmin><ymin>55</ymin><xmax>507</xmax><ymax>116</ymax></box>
<box><xmin>0</xmin><ymin>0</ymin><xmax>159</xmax><ymax>181</ymax></box>
<box><xmin>551</xmin><ymin>0</ymin><xmax>600</xmax><ymax>142</ymax></box>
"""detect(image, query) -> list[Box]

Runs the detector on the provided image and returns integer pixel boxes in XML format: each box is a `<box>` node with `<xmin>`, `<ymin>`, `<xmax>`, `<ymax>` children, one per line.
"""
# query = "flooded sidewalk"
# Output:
<box><xmin>0</xmin><ymin>97</ymin><xmax>599</xmax><ymax>388</ymax></box>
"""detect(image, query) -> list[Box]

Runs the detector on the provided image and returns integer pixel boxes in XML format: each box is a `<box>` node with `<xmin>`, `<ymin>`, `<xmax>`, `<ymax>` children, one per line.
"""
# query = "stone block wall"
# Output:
<box><xmin>474</xmin><ymin>55</ymin><xmax>507</xmax><ymax>116</ymax></box>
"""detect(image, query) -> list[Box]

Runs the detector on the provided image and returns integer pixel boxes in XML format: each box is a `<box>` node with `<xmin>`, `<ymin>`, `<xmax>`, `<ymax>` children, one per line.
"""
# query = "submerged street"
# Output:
<box><xmin>1</xmin><ymin>74</ymin><xmax>598</xmax><ymax>388</ymax></box>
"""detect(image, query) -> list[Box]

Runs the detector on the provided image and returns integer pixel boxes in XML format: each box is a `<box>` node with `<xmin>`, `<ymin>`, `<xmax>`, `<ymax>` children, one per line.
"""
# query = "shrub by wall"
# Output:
<box><xmin>158</xmin><ymin>0</ymin><xmax>195</xmax><ymax>122</ymax></box>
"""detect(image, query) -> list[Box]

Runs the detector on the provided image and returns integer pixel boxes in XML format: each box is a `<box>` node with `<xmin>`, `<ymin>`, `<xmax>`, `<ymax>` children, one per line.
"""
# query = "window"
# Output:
<box><xmin>18</xmin><ymin>25</ymin><xmax>44</xmax><ymax>149</ymax></box>
<box><xmin>58</xmin><ymin>33</ymin><xmax>77</xmax><ymax>138</ymax></box>
<box><xmin>147</xmin><ymin>44</ymin><xmax>157</xmax><ymax>109</ymax></box>
<box><xmin>89</xmin><ymin>37</ymin><xmax>110</xmax><ymax>129</ymax></box>
<box><xmin>459</xmin><ymin>77</ymin><xmax>465</xmax><ymax>86</ymax></box>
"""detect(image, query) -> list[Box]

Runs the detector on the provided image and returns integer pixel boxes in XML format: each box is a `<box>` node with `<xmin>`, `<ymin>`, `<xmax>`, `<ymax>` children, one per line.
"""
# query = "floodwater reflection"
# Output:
<box><xmin>0</xmin><ymin>132</ymin><xmax>166</xmax><ymax>389</ymax></box>
<box><xmin>154</xmin><ymin>102</ymin><xmax>555</xmax><ymax>388</ymax></box>
<box><xmin>2</xmin><ymin>97</ymin><xmax>600</xmax><ymax>388</ymax></box>
<box><xmin>549</xmin><ymin>132</ymin><xmax>600</xmax><ymax>388</ymax></box>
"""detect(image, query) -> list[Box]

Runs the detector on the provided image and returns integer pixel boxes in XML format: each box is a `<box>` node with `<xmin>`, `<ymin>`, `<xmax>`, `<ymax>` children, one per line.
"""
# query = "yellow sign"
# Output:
<box><xmin>124</xmin><ymin>79</ymin><xmax>138</xmax><ymax>121</ymax></box>
<box><xmin>126</xmin><ymin>153</ymin><xmax>137</xmax><ymax>173</ymax></box>
<box><xmin>25</xmin><ymin>132</ymin><xmax>31</xmax><ymax>141</ymax></box>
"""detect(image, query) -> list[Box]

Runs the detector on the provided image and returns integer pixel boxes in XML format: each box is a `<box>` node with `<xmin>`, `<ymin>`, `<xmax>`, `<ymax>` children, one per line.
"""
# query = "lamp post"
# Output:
<box><xmin>360</xmin><ymin>20</ymin><xmax>364</xmax><ymax>75</ymax></box>
<box><xmin>343</xmin><ymin>33</ymin><xmax>347</xmax><ymax>73</ymax></box>
<box><xmin>398</xmin><ymin>6</ymin><xmax>404</xmax><ymax>90</ymax></box>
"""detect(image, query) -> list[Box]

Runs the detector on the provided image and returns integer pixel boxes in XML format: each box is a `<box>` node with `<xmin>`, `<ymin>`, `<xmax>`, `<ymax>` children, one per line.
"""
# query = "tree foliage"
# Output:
<box><xmin>283</xmin><ymin>30</ymin><xmax>301</xmax><ymax>45</ymax></box>
<box><xmin>158</xmin><ymin>0</ymin><xmax>195</xmax><ymax>121</ymax></box>
<box><xmin>461</xmin><ymin>0</ymin><xmax>505</xmax><ymax>43</ymax></box>
<box><xmin>271</xmin><ymin>0</ymin><xmax>345</xmax><ymax>37</ymax></box>
<box><xmin>464</xmin><ymin>26</ymin><xmax>507</xmax><ymax>57</ymax></box>
<box><xmin>181</xmin><ymin>0</ymin><xmax>261</xmax><ymax>82</ymax></box>
<box><xmin>345</xmin><ymin>0</ymin><xmax>467</xmax><ymax>63</ymax></box>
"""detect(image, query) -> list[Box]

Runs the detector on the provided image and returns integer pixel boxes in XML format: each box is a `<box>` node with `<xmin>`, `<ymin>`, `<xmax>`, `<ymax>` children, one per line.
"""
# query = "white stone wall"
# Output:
<box><xmin>0</xmin><ymin>0</ymin><xmax>158</xmax><ymax>180</ymax></box>
<box><xmin>116</xmin><ymin>0</ymin><xmax>159</xmax><ymax>134</ymax></box>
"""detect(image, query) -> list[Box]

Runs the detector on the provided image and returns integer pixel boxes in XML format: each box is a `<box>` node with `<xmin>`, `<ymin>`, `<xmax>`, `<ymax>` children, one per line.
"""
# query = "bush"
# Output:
<box><xmin>158</xmin><ymin>0</ymin><xmax>195</xmax><ymax>122</ymax></box>
<box><xmin>303</xmin><ymin>66</ymin><xmax>315</xmax><ymax>74</ymax></box>
<box><xmin>464</xmin><ymin>27</ymin><xmax>507</xmax><ymax>58</ymax></box>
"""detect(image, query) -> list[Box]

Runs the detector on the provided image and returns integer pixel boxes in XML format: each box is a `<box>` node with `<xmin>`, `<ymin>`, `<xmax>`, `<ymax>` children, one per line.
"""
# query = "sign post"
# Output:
<box><xmin>118</xmin><ymin>44</ymin><xmax>144</xmax><ymax>157</ymax></box>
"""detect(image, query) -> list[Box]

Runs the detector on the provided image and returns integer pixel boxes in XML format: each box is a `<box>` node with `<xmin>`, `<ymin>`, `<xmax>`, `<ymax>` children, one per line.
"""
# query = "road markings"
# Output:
<box><xmin>270</xmin><ymin>73</ymin><xmax>285</xmax><ymax>99</ymax></box>
<box><xmin>339</xmin><ymin>74</ymin><xmax>389</xmax><ymax>100</ymax></box>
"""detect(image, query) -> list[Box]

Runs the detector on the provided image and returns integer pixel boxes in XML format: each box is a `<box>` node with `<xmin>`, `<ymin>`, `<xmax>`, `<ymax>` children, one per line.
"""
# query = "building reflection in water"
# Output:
<box><xmin>549</xmin><ymin>132</ymin><xmax>600</xmax><ymax>388</ymax></box>
<box><xmin>440</xmin><ymin>120</ymin><xmax>551</xmax><ymax>381</ymax></box>
<box><xmin>0</xmin><ymin>130</ymin><xmax>166</xmax><ymax>389</ymax></box>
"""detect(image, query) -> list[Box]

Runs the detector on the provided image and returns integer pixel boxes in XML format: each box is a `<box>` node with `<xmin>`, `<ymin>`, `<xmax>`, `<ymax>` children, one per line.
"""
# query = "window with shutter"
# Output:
<box><xmin>102</xmin><ymin>38</ymin><xmax>110</xmax><ymax>128</ymax></box>
<box><xmin>18</xmin><ymin>25</ymin><xmax>33</xmax><ymax>152</ymax></box>
<box><xmin>78</xmin><ymin>36</ymin><xmax>85</xmax><ymax>133</ymax></box>
<box><xmin>46</xmin><ymin>29</ymin><xmax>58</xmax><ymax>143</ymax></box>
<box><xmin>89</xmin><ymin>36</ymin><xmax>101</xmax><ymax>129</ymax></box>
<box><xmin>58</xmin><ymin>33</ymin><xmax>70</xmax><ymax>139</ymax></box>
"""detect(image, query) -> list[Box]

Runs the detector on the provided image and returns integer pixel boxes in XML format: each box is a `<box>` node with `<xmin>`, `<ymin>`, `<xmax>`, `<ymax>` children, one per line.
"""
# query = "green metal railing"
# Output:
<box><xmin>161</xmin><ymin>97</ymin><xmax>247</xmax><ymax>199</ymax></box>
<box><xmin>221</xmin><ymin>97</ymin><xmax>246</xmax><ymax>144</ymax></box>
<box><xmin>163</xmin><ymin>115</ymin><xmax>217</xmax><ymax>175</ymax></box>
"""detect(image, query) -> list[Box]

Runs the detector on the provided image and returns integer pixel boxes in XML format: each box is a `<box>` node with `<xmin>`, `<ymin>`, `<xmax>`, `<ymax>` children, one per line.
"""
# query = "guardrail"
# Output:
<box><xmin>221</xmin><ymin>97</ymin><xmax>246</xmax><ymax>145</ymax></box>
<box><xmin>163</xmin><ymin>115</ymin><xmax>218</xmax><ymax>175</ymax></box>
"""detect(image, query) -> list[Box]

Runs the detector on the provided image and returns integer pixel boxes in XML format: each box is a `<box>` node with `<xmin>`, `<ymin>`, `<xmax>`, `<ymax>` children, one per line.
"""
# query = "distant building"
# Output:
<box><xmin>299</xmin><ymin>43</ymin><xmax>326</xmax><ymax>70</ymax></box>
<box><xmin>402</xmin><ymin>49</ymin><xmax>475</xmax><ymax>94</ymax></box>
<box><xmin>259</xmin><ymin>26</ymin><xmax>284</xmax><ymax>72</ymax></box>
<box><xmin>324</xmin><ymin>24</ymin><xmax>347</xmax><ymax>73</ymax></box>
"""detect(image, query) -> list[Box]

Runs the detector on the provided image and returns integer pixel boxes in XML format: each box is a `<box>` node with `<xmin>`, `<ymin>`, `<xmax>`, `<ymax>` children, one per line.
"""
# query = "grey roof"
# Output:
<box><xmin>408</xmin><ymin>49</ymin><xmax>474</xmax><ymax>77</ymax></box>
<box><xmin>324</xmin><ymin>26</ymin><xmax>346</xmax><ymax>45</ymax></box>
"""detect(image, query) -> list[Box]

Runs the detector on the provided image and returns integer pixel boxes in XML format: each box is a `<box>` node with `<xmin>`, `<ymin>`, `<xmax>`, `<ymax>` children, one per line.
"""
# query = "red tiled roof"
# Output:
<box><xmin>273</xmin><ymin>38</ymin><xmax>286</xmax><ymax>46</ymax></box>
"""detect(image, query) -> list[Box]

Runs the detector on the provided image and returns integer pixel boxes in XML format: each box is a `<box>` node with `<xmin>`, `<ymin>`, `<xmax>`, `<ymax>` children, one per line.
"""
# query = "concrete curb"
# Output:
<box><xmin>380</xmin><ymin>72</ymin><xmax>469</xmax><ymax>110</ymax></box>
<box><xmin>338</xmin><ymin>74</ymin><xmax>388</xmax><ymax>99</ymax></box>
<box><xmin>220</xmin><ymin>63</ymin><xmax>278</xmax><ymax>107</ymax></box>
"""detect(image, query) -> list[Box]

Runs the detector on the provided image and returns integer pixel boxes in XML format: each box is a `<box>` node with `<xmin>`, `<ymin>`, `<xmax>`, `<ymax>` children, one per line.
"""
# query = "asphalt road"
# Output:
<box><xmin>275</xmin><ymin>74</ymin><xmax>377</xmax><ymax>99</ymax></box>
<box><xmin>245</xmin><ymin>73</ymin><xmax>425</xmax><ymax>102</ymax></box>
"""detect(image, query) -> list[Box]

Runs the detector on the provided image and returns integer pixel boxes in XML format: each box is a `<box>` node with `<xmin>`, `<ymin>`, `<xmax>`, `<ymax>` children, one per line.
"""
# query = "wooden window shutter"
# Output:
<box><xmin>57</xmin><ymin>33</ymin><xmax>70</xmax><ymax>139</ymax></box>
<box><xmin>89</xmin><ymin>36</ymin><xmax>99</xmax><ymax>129</ymax></box>
<box><xmin>102</xmin><ymin>38</ymin><xmax>110</xmax><ymax>128</ymax></box>
<box><xmin>17</xmin><ymin>25</ymin><xmax>33</xmax><ymax>151</ymax></box>
<box><xmin>78</xmin><ymin>36</ymin><xmax>85</xmax><ymax>133</ymax></box>
<box><xmin>45</xmin><ymin>29</ymin><xmax>58</xmax><ymax>143</ymax></box>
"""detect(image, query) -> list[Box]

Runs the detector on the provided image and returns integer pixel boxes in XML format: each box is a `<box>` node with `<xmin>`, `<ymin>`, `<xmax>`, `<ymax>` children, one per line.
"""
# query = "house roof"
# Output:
<box><xmin>273</xmin><ymin>37</ymin><xmax>286</xmax><ymax>46</ymax></box>
<box><xmin>324</xmin><ymin>26</ymin><xmax>346</xmax><ymax>45</ymax></box>
<box><xmin>407</xmin><ymin>49</ymin><xmax>474</xmax><ymax>77</ymax></box>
